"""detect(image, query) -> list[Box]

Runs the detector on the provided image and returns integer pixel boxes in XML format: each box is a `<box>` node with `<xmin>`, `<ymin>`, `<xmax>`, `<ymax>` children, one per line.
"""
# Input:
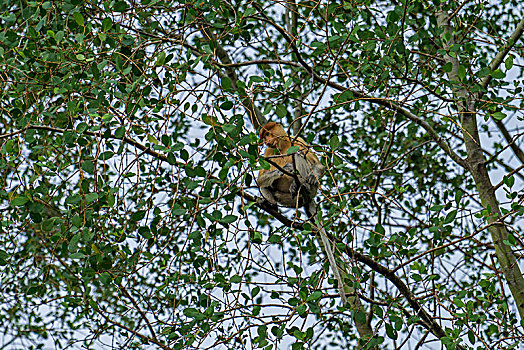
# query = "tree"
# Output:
<box><xmin>1</xmin><ymin>0</ymin><xmax>524</xmax><ymax>349</ymax></box>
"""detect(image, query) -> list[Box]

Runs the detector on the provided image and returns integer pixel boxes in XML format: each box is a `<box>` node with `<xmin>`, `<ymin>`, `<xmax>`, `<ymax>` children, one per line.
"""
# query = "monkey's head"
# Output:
<box><xmin>259</xmin><ymin>122</ymin><xmax>288</xmax><ymax>149</ymax></box>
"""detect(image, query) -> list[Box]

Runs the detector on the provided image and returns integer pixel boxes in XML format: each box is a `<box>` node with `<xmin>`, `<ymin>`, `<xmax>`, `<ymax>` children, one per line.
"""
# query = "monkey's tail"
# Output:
<box><xmin>306</xmin><ymin>201</ymin><xmax>348</xmax><ymax>305</ymax></box>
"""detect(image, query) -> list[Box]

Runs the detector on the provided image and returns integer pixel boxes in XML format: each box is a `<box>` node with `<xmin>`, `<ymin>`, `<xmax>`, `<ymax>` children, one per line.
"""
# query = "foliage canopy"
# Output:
<box><xmin>1</xmin><ymin>0</ymin><xmax>524</xmax><ymax>349</ymax></box>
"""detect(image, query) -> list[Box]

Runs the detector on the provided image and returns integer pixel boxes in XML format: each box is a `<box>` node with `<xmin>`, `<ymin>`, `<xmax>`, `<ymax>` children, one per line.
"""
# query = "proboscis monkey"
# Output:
<box><xmin>257</xmin><ymin>122</ymin><xmax>324</xmax><ymax>209</ymax></box>
<box><xmin>257</xmin><ymin>122</ymin><xmax>348</xmax><ymax>305</ymax></box>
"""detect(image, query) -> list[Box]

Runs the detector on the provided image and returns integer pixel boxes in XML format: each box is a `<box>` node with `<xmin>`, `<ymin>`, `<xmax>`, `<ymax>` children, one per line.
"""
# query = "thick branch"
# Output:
<box><xmin>481</xmin><ymin>17</ymin><xmax>524</xmax><ymax>165</ymax></box>
<box><xmin>198</xmin><ymin>23</ymin><xmax>267</xmax><ymax>129</ymax></box>
<box><xmin>449</xmin><ymin>129</ymin><xmax>524</xmax><ymax>182</ymax></box>
<box><xmin>480</xmin><ymin>17</ymin><xmax>524</xmax><ymax>90</ymax></box>
<box><xmin>248</xmin><ymin>198</ymin><xmax>460</xmax><ymax>347</ymax></box>
<box><xmin>492</xmin><ymin>119</ymin><xmax>524</xmax><ymax>165</ymax></box>
<box><xmin>341</xmin><ymin>244</ymin><xmax>451</xmax><ymax>344</ymax></box>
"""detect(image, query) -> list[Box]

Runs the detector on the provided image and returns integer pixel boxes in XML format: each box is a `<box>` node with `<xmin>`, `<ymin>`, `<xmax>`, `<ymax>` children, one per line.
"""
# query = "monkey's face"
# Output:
<box><xmin>263</xmin><ymin>133</ymin><xmax>278</xmax><ymax>148</ymax></box>
<box><xmin>264</xmin><ymin>133</ymin><xmax>278</xmax><ymax>148</ymax></box>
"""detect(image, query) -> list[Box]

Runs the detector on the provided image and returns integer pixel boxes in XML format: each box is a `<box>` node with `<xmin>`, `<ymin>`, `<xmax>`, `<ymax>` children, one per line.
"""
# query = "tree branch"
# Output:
<box><xmin>481</xmin><ymin>17</ymin><xmax>524</xmax><ymax>165</ymax></box>
<box><xmin>248</xmin><ymin>198</ymin><xmax>461</xmax><ymax>348</ymax></box>
<box><xmin>492</xmin><ymin>119</ymin><xmax>524</xmax><ymax>165</ymax></box>
<box><xmin>480</xmin><ymin>17</ymin><xmax>524</xmax><ymax>90</ymax></box>
<box><xmin>215</xmin><ymin>59</ymin><xmax>301</xmax><ymax>69</ymax></box>
<box><xmin>197</xmin><ymin>21</ymin><xmax>267</xmax><ymax>129</ymax></box>
<box><xmin>0</xmin><ymin>125</ymin><xmax>172</xmax><ymax>163</ymax></box>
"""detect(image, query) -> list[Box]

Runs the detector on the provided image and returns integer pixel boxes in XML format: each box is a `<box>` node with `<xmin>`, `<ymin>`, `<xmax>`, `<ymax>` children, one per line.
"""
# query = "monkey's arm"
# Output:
<box><xmin>258</xmin><ymin>169</ymin><xmax>281</xmax><ymax>204</ymax></box>
<box><xmin>288</xmin><ymin>152</ymin><xmax>324</xmax><ymax>200</ymax></box>
<box><xmin>305</xmin><ymin>152</ymin><xmax>325</xmax><ymax>183</ymax></box>
<box><xmin>258</xmin><ymin>167</ymin><xmax>295</xmax><ymax>205</ymax></box>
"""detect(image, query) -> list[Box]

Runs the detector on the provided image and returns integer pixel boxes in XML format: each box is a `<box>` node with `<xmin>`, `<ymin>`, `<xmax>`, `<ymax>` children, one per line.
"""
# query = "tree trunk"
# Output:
<box><xmin>437</xmin><ymin>10</ymin><xmax>524</xmax><ymax>318</ymax></box>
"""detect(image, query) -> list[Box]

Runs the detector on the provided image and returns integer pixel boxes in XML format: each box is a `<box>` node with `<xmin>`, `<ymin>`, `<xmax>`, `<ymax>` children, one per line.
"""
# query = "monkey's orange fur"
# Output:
<box><xmin>258</xmin><ymin>122</ymin><xmax>324</xmax><ymax>207</ymax></box>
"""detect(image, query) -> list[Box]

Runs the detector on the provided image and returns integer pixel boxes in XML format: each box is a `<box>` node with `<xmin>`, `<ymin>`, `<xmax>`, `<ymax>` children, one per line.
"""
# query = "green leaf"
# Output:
<box><xmin>454</xmin><ymin>190</ymin><xmax>463</xmax><ymax>204</ymax></box>
<box><xmin>85</xmin><ymin>193</ymin><xmax>98</xmax><ymax>203</ymax></box>
<box><xmin>291</xmin><ymin>342</ymin><xmax>304</xmax><ymax>350</ymax></box>
<box><xmin>505</xmin><ymin>55</ymin><xmax>514</xmax><ymax>70</ymax></box>
<box><xmin>385</xmin><ymin>323</ymin><xmax>398</xmax><ymax>340</ymax></box>
<box><xmin>220</xmin><ymin>101</ymin><xmax>233</xmax><ymax>110</ymax></box>
<box><xmin>194</xmin><ymin>166</ymin><xmax>206</xmax><ymax>177</ymax></box>
<box><xmin>296</xmin><ymin>304</ymin><xmax>307</xmax><ymax>317</ymax></box>
<box><xmin>492</xmin><ymin>111</ymin><xmax>506</xmax><ymax>120</ymax></box>
<box><xmin>329</xmin><ymin>135</ymin><xmax>340</xmax><ymax>150</ymax></box>
<box><xmin>81</xmin><ymin>160</ymin><xmax>94</xmax><ymax>174</ymax></box>
<box><xmin>492</xmin><ymin>69</ymin><xmax>505</xmax><ymax>79</ymax></box>
<box><xmin>114</xmin><ymin>1</ymin><xmax>129</xmax><ymax>12</ymax></box>
<box><xmin>42</xmin><ymin>218</ymin><xmax>57</xmax><ymax>232</ymax></box>
<box><xmin>443</xmin><ymin>210</ymin><xmax>457</xmax><ymax>224</ymax></box>
<box><xmin>99</xmin><ymin>151</ymin><xmax>114</xmax><ymax>160</ymax></box>
<box><xmin>230</xmin><ymin>275</ymin><xmax>242</xmax><ymax>283</ymax></box>
<box><xmin>148</xmin><ymin>135</ymin><xmax>159</xmax><ymax>145</ymax></box>
<box><xmin>55</xmin><ymin>30</ymin><xmax>64</xmax><ymax>43</ymax></box>
<box><xmin>139</xmin><ymin>227</ymin><xmax>152</xmax><ymax>239</ymax></box>
<box><xmin>430</xmin><ymin>204</ymin><xmax>444</xmax><ymax>212</ymax></box>
<box><xmin>412</xmin><ymin>273</ymin><xmax>422</xmax><ymax>281</ymax></box>
<box><xmin>504</xmin><ymin>175</ymin><xmax>515</xmax><ymax>188</ymax></box>
<box><xmin>221</xmin><ymin>215</ymin><xmax>237</xmax><ymax>224</ymax></box>
<box><xmin>287</xmin><ymin>145</ymin><xmax>300</xmax><ymax>154</ymax></box>
<box><xmin>453</xmin><ymin>297</ymin><xmax>465</xmax><ymax>308</ymax></box>
<box><xmin>102</xmin><ymin>18</ymin><xmax>113</xmax><ymax>31</ymax></box>
<box><xmin>457</xmin><ymin>65</ymin><xmax>466</xmax><ymax>80</ymax></box>
<box><xmin>244</xmin><ymin>7</ymin><xmax>256</xmax><ymax>17</ymax></box>
<box><xmin>202</xmin><ymin>114</ymin><xmax>218</xmax><ymax>126</ymax></box>
<box><xmin>468</xmin><ymin>330</ymin><xmax>475</xmax><ymax>344</ymax></box>
<box><xmin>275</xmin><ymin>105</ymin><xmax>287</xmax><ymax>118</ymax></box>
<box><xmin>66</xmin><ymin>194</ymin><xmax>81</xmax><ymax>205</ymax></box>
<box><xmin>442</xmin><ymin>62</ymin><xmax>452</xmax><ymax>72</ymax></box>
<box><xmin>268</xmin><ymin>234</ymin><xmax>281</xmax><ymax>243</ymax></box>
<box><xmin>99</xmin><ymin>272</ymin><xmax>112</xmax><ymax>285</ymax></box>
<box><xmin>68</xmin><ymin>234</ymin><xmax>81</xmax><ymax>251</ymax></box>
<box><xmin>88</xmin><ymin>299</ymin><xmax>99</xmax><ymax>311</ymax></box>
<box><xmin>249</xmin><ymin>231</ymin><xmax>262</xmax><ymax>243</ymax></box>
<box><xmin>77</xmin><ymin>122</ymin><xmax>88</xmax><ymax>133</ymax></box>
<box><xmin>131</xmin><ymin>210</ymin><xmax>146</xmax><ymax>222</ymax></box>
<box><xmin>0</xmin><ymin>249</ymin><xmax>10</xmax><ymax>265</ymax></box>
<box><xmin>221</xmin><ymin>76</ymin><xmax>233</xmax><ymax>90</ymax></box>
<box><xmin>167</xmin><ymin>153</ymin><xmax>177</xmax><ymax>165</ymax></box>
<box><xmin>11</xmin><ymin>197</ymin><xmax>29</xmax><ymax>206</ymax></box>
<box><xmin>374</xmin><ymin>223</ymin><xmax>385</xmax><ymax>235</ymax></box>
<box><xmin>72</xmin><ymin>215</ymin><xmax>82</xmax><ymax>227</ymax></box>
<box><xmin>155</xmin><ymin>52</ymin><xmax>166</xmax><ymax>67</ymax></box>
<box><xmin>306</xmin><ymin>291</ymin><xmax>322</xmax><ymax>301</ymax></box>
<box><xmin>250</xmin><ymin>75</ymin><xmax>264</xmax><ymax>83</ymax></box>
<box><xmin>223</xmin><ymin>124</ymin><xmax>236</xmax><ymax>134</ymax></box>
<box><xmin>184</xmin><ymin>307</ymin><xmax>205</xmax><ymax>320</ymax></box>
<box><xmin>70</xmin><ymin>252</ymin><xmax>86</xmax><ymax>259</ymax></box>
<box><xmin>73</xmin><ymin>12</ymin><xmax>85</xmax><ymax>27</ymax></box>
